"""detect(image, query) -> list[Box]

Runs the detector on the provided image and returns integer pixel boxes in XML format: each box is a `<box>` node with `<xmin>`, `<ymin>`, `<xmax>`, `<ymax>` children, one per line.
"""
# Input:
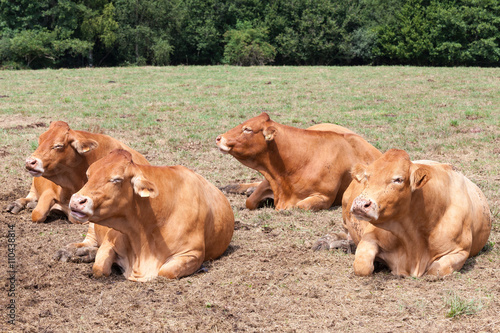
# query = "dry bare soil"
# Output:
<box><xmin>0</xmin><ymin>66</ymin><xmax>499</xmax><ymax>332</ymax></box>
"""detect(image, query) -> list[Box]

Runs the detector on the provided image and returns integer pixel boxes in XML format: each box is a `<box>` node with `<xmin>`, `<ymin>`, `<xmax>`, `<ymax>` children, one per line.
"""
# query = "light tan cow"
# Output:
<box><xmin>216</xmin><ymin>112</ymin><xmax>381</xmax><ymax>210</ymax></box>
<box><xmin>11</xmin><ymin>121</ymin><xmax>150</xmax><ymax>274</ymax></box>
<box><xmin>69</xmin><ymin>149</ymin><xmax>235</xmax><ymax>281</ymax></box>
<box><xmin>334</xmin><ymin>149</ymin><xmax>491</xmax><ymax>277</ymax></box>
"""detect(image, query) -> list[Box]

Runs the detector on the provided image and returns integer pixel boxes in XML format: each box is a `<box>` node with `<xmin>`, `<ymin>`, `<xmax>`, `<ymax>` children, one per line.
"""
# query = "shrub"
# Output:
<box><xmin>152</xmin><ymin>38</ymin><xmax>174</xmax><ymax>65</ymax></box>
<box><xmin>223</xmin><ymin>21</ymin><xmax>276</xmax><ymax>66</ymax></box>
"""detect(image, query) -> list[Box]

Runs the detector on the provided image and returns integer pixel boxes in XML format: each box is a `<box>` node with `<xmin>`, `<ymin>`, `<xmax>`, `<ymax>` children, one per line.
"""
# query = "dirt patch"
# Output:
<box><xmin>0</xmin><ymin>124</ymin><xmax>499</xmax><ymax>332</ymax></box>
<box><xmin>0</xmin><ymin>116</ymin><xmax>47</xmax><ymax>131</ymax></box>
<box><xmin>1</xmin><ymin>176</ymin><xmax>499</xmax><ymax>332</ymax></box>
<box><xmin>2</xmin><ymin>122</ymin><xmax>47</xmax><ymax>131</ymax></box>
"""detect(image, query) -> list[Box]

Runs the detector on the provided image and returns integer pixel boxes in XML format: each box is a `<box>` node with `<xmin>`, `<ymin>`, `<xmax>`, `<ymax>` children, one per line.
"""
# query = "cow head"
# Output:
<box><xmin>25</xmin><ymin>121</ymin><xmax>98</xmax><ymax>177</ymax></box>
<box><xmin>350</xmin><ymin>149</ymin><xmax>431</xmax><ymax>224</ymax></box>
<box><xmin>216</xmin><ymin>112</ymin><xmax>277</xmax><ymax>167</ymax></box>
<box><xmin>69</xmin><ymin>149</ymin><xmax>158</xmax><ymax>224</ymax></box>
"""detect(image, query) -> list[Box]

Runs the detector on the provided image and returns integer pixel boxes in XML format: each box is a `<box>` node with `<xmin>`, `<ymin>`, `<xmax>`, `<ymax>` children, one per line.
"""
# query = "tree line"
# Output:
<box><xmin>1</xmin><ymin>0</ymin><xmax>499</xmax><ymax>68</ymax></box>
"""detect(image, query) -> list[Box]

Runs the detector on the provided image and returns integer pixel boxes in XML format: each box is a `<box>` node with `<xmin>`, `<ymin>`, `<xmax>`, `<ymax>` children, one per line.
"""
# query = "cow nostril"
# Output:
<box><xmin>79</xmin><ymin>198</ymin><xmax>87</xmax><ymax>205</ymax></box>
<box><xmin>216</xmin><ymin>135</ymin><xmax>221</xmax><ymax>143</ymax></box>
<box><xmin>363</xmin><ymin>201</ymin><xmax>372</xmax><ymax>209</ymax></box>
<box><xmin>29</xmin><ymin>159</ymin><xmax>37</xmax><ymax>166</ymax></box>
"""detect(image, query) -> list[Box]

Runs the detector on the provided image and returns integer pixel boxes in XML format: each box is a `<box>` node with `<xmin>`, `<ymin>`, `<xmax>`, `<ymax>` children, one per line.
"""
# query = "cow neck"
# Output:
<box><xmin>377</xmin><ymin>178</ymin><xmax>446</xmax><ymax>276</ymax></box>
<box><xmin>50</xmin><ymin>162</ymin><xmax>89</xmax><ymax>195</ymax></box>
<box><xmin>81</xmin><ymin>132</ymin><xmax>125</xmax><ymax>165</ymax></box>
<box><xmin>93</xmin><ymin>195</ymin><xmax>164</xmax><ymax>281</ymax></box>
<box><xmin>127</xmin><ymin>213</ymin><xmax>164</xmax><ymax>279</ymax></box>
<box><xmin>258</xmin><ymin>124</ymin><xmax>320</xmax><ymax>203</ymax></box>
<box><xmin>378</xmin><ymin>215</ymin><xmax>430</xmax><ymax>276</ymax></box>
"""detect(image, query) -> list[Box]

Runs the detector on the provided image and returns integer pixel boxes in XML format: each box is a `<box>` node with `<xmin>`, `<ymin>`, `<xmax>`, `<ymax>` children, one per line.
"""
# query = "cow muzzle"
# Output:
<box><xmin>25</xmin><ymin>157</ymin><xmax>44</xmax><ymax>177</ymax></box>
<box><xmin>69</xmin><ymin>193</ymin><xmax>94</xmax><ymax>223</ymax></box>
<box><xmin>351</xmin><ymin>196</ymin><xmax>379</xmax><ymax>221</ymax></box>
<box><xmin>215</xmin><ymin>135</ymin><xmax>231</xmax><ymax>153</ymax></box>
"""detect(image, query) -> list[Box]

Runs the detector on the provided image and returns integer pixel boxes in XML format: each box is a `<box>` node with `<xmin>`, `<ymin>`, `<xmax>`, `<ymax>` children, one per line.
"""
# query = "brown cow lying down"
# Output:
<box><xmin>216</xmin><ymin>112</ymin><xmax>381</xmax><ymax>210</ymax></box>
<box><xmin>7</xmin><ymin>122</ymin><xmax>149</xmax><ymax>224</ymax></box>
<box><xmin>317</xmin><ymin>149</ymin><xmax>492</xmax><ymax>277</ymax></box>
<box><xmin>69</xmin><ymin>149</ymin><xmax>235</xmax><ymax>281</ymax></box>
<box><xmin>219</xmin><ymin>122</ymin><xmax>357</xmax><ymax>209</ymax></box>
<box><xmin>8</xmin><ymin>121</ymin><xmax>149</xmax><ymax>274</ymax></box>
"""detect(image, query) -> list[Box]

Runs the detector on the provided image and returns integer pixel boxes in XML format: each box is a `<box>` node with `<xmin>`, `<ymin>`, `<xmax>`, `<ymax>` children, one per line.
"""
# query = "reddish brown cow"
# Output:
<box><xmin>324</xmin><ymin>149</ymin><xmax>492</xmax><ymax>277</ymax></box>
<box><xmin>216</xmin><ymin>113</ymin><xmax>381</xmax><ymax>210</ymax></box>
<box><xmin>10</xmin><ymin>121</ymin><xmax>150</xmax><ymax>275</ymax></box>
<box><xmin>69</xmin><ymin>149</ymin><xmax>234</xmax><ymax>281</ymax></box>
<box><xmin>220</xmin><ymin>123</ymin><xmax>356</xmax><ymax>209</ymax></box>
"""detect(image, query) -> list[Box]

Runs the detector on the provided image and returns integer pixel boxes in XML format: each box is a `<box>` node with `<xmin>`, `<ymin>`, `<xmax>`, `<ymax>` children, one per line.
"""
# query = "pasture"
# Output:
<box><xmin>0</xmin><ymin>66</ymin><xmax>499</xmax><ymax>332</ymax></box>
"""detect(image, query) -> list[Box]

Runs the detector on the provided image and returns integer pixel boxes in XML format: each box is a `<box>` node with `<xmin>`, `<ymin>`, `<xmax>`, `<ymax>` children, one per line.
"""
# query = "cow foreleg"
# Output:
<box><xmin>158</xmin><ymin>251</ymin><xmax>204</xmax><ymax>279</ymax></box>
<box><xmin>53</xmin><ymin>244</ymin><xmax>97</xmax><ymax>263</ymax></box>
<box><xmin>246</xmin><ymin>179</ymin><xmax>274</xmax><ymax>210</ymax></box>
<box><xmin>93</xmin><ymin>243</ymin><xmax>117</xmax><ymax>278</ymax></box>
<box><xmin>426</xmin><ymin>250</ymin><xmax>469</xmax><ymax>276</ymax></box>
<box><xmin>53</xmin><ymin>224</ymin><xmax>99</xmax><ymax>262</ymax></box>
<box><xmin>92</xmin><ymin>228</ymin><xmax>128</xmax><ymax>278</ymax></box>
<box><xmin>6</xmin><ymin>181</ymin><xmax>38</xmax><ymax>214</ymax></box>
<box><xmin>295</xmin><ymin>195</ymin><xmax>332</xmax><ymax>211</ymax></box>
<box><xmin>30</xmin><ymin>190</ymin><xmax>57</xmax><ymax>223</ymax></box>
<box><xmin>353</xmin><ymin>237</ymin><xmax>379</xmax><ymax>276</ymax></box>
<box><xmin>7</xmin><ymin>198</ymin><xmax>34</xmax><ymax>214</ymax></box>
<box><xmin>220</xmin><ymin>181</ymin><xmax>262</xmax><ymax>195</ymax></box>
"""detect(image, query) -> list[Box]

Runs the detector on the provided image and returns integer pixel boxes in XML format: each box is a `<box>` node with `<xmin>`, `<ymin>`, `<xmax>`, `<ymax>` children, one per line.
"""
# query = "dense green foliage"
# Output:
<box><xmin>223</xmin><ymin>21</ymin><xmax>275</xmax><ymax>65</ymax></box>
<box><xmin>1</xmin><ymin>0</ymin><xmax>499</xmax><ymax>68</ymax></box>
<box><xmin>374</xmin><ymin>0</ymin><xmax>500</xmax><ymax>66</ymax></box>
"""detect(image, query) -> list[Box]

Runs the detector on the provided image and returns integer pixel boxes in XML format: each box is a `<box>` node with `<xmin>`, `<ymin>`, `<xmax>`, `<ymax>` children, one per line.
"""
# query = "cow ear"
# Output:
<box><xmin>351</xmin><ymin>163</ymin><xmax>367</xmax><ymax>182</ymax></box>
<box><xmin>132</xmin><ymin>176</ymin><xmax>159</xmax><ymax>198</ymax></box>
<box><xmin>410</xmin><ymin>166</ymin><xmax>430</xmax><ymax>191</ymax></box>
<box><xmin>71</xmin><ymin>139</ymin><xmax>99</xmax><ymax>154</ymax></box>
<box><xmin>263</xmin><ymin>126</ymin><xmax>277</xmax><ymax>142</ymax></box>
<box><xmin>69</xmin><ymin>131</ymin><xmax>98</xmax><ymax>154</ymax></box>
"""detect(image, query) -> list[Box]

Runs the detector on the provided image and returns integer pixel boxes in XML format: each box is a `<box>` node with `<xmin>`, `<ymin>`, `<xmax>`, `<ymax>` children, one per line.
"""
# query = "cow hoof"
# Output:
<box><xmin>312</xmin><ymin>234</ymin><xmax>356</xmax><ymax>253</ymax></box>
<box><xmin>93</xmin><ymin>269</ymin><xmax>105</xmax><ymax>278</ymax></box>
<box><xmin>73</xmin><ymin>246</ymin><xmax>98</xmax><ymax>263</ymax></box>
<box><xmin>244</xmin><ymin>187</ymin><xmax>257</xmax><ymax>196</ymax></box>
<box><xmin>219</xmin><ymin>184</ymin><xmax>257</xmax><ymax>196</ymax></box>
<box><xmin>53</xmin><ymin>245</ymin><xmax>98</xmax><ymax>263</ymax></box>
<box><xmin>26</xmin><ymin>201</ymin><xmax>38</xmax><ymax>210</ymax></box>
<box><xmin>219</xmin><ymin>184</ymin><xmax>241</xmax><ymax>194</ymax></box>
<box><xmin>53</xmin><ymin>247</ymin><xmax>70</xmax><ymax>262</ymax></box>
<box><xmin>196</xmin><ymin>266</ymin><xmax>209</xmax><ymax>274</ymax></box>
<box><xmin>6</xmin><ymin>201</ymin><xmax>23</xmax><ymax>214</ymax></box>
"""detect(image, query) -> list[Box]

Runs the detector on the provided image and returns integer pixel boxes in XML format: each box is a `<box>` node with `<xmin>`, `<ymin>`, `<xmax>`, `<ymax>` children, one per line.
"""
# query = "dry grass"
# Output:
<box><xmin>0</xmin><ymin>66</ymin><xmax>499</xmax><ymax>332</ymax></box>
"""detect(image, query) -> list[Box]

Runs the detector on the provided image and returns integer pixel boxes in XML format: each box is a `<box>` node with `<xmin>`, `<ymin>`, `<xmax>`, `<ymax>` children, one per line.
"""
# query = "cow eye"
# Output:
<box><xmin>393</xmin><ymin>177</ymin><xmax>404</xmax><ymax>184</ymax></box>
<box><xmin>243</xmin><ymin>127</ymin><xmax>252</xmax><ymax>134</ymax></box>
<box><xmin>110</xmin><ymin>178</ymin><xmax>123</xmax><ymax>184</ymax></box>
<box><xmin>53</xmin><ymin>144</ymin><xmax>64</xmax><ymax>150</ymax></box>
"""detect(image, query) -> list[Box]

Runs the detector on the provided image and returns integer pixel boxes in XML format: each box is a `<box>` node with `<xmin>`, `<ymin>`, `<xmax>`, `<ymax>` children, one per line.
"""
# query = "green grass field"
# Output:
<box><xmin>2</xmin><ymin>66</ymin><xmax>499</xmax><ymax>210</ymax></box>
<box><xmin>0</xmin><ymin>66</ymin><xmax>499</xmax><ymax>332</ymax></box>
